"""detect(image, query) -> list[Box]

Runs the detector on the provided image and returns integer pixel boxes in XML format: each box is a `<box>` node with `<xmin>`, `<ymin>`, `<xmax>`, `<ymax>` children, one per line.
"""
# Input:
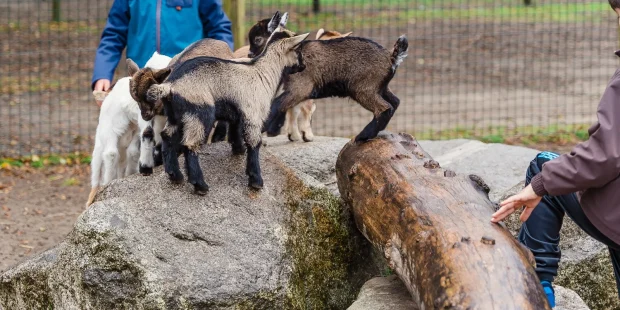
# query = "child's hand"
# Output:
<box><xmin>491</xmin><ymin>184</ymin><xmax>542</xmax><ymax>223</ymax></box>
<box><xmin>93</xmin><ymin>79</ymin><xmax>111</xmax><ymax>107</ymax></box>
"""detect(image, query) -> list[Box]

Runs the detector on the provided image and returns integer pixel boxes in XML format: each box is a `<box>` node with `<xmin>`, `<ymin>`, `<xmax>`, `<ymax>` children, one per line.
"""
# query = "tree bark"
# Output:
<box><xmin>336</xmin><ymin>132</ymin><xmax>549</xmax><ymax>309</ymax></box>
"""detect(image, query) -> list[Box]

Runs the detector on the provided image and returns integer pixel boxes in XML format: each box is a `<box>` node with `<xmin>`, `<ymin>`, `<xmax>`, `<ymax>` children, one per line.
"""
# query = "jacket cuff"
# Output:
<box><xmin>530</xmin><ymin>174</ymin><xmax>548</xmax><ymax>197</ymax></box>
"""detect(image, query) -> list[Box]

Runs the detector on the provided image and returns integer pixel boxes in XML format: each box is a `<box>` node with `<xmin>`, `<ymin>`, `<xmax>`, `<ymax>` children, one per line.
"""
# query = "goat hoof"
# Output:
<box><xmin>249</xmin><ymin>178</ymin><xmax>264</xmax><ymax>190</ymax></box>
<box><xmin>168</xmin><ymin>172</ymin><xmax>184</xmax><ymax>184</ymax></box>
<box><xmin>287</xmin><ymin>134</ymin><xmax>294</xmax><ymax>142</ymax></box>
<box><xmin>231</xmin><ymin>145</ymin><xmax>246</xmax><ymax>155</ymax></box>
<box><xmin>139</xmin><ymin>165</ymin><xmax>153</xmax><ymax>176</ymax></box>
<box><xmin>211</xmin><ymin>134</ymin><xmax>226</xmax><ymax>143</ymax></box>
<box><xmin>193</xmin><ymin>183</ymin><xmax>209</xmax><ymax>195</ymax></box>
<box><xmin>266</xmin><ymin>130</ymin><xmax>280</xmax><ymax>137</ymax></box>
<box><xmin>302</xmin><ymin>132</ymin><xmax>314</xmax><ymax>142</ymax></box>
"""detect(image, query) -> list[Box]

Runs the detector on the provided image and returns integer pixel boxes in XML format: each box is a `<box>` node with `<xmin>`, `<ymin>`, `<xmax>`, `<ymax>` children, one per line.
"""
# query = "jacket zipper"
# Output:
<box><xmin>156</xmin><ymin>0</ymin><xmax>162</xmax><ymax>53</ymax></box>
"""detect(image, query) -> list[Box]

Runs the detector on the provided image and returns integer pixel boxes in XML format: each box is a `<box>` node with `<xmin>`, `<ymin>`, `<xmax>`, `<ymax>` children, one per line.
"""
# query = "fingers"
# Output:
<box><xmin>94</xmin><ymin>79</ymin><xmax>110</xmax><ymax>92</ymax></box>
<box><xmin>491</xmin><ymin>201</ymin><xmax>516</xmax><ymax>223</ymax></box>
<box><xmin>520</xmin><ymin>206</ymin><xmax>534</xmax><ymax>222</ymax></box>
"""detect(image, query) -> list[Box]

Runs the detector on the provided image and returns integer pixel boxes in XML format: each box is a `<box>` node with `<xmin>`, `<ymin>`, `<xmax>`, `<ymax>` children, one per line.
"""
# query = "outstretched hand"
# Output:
<box><xmin>491</xmin><ymin>184</ymin><xmax>542</xmax><ymax>223</ymax></box>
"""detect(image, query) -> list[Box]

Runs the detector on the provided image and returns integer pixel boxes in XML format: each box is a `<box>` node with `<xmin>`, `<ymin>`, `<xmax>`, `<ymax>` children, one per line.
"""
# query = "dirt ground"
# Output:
<box><xmin>0</xmin><ymin>165</ymin><xmax>90</xmax><ymax>271</ymax></box>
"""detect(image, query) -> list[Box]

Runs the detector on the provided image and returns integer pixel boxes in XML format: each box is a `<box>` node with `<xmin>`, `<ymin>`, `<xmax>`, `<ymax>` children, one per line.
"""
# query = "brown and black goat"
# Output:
<box><xmin>265</xmin><ymin>35</ymin><xmax>408</xmax><ymax>143</ymax></box>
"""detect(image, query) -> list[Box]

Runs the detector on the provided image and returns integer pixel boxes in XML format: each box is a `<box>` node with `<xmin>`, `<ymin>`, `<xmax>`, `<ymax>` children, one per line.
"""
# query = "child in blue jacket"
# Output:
<box><xmin>92</xmin><ymin>0</ymin><xmax>234</xmax><ymax>105</ymax></box>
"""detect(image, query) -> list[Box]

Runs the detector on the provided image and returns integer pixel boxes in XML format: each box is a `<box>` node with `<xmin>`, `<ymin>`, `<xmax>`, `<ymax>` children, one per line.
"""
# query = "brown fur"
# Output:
<box><xmin>279</xmin><ymin>37</ymin><xmax>397</xmax><ymax>117</ymax></box>
<box><xmin>282</xmin><ymin>28</ymin><xmax>353</xmax><ymax>142</ymax></box>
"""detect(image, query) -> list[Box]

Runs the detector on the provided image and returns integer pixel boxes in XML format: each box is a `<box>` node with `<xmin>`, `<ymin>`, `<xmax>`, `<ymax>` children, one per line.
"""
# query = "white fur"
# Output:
<box><xmin>87</xmin><ymin>52</ymin><xmax>171</xmax><ymax>207</ymax></box>
<box><xmin>88</xmin><ymin>77</ymin><xmax>141</xmax><ymax>206</ymax></box>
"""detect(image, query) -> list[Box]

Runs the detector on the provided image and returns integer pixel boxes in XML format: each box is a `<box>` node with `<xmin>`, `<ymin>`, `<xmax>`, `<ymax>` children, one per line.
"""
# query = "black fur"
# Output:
<box><xmin>245</xmin><ymin>141</ymin><xmax>263</xmax><ymax>189</ymax></box>
<box><xmin>211</xmin><ymin>122</ymin><xmax>228</xmax><ymax>143</ymax></box>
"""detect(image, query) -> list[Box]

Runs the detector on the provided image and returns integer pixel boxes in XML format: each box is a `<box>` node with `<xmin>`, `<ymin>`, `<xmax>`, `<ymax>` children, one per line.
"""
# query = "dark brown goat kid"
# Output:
<box><xmin>266</xmin><ymin>35</ymin><xmax>408</xmax><ymax>142</ymax></box>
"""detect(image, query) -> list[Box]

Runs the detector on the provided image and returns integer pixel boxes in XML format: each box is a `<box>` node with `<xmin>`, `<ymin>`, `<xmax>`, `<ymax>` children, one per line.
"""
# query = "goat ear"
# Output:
<box><xmin>315</xmin><ymin>28</ymin><xmax>325</xmax><ymax>40</ymax></box>
<box><xmin>287</xmin><ymin>33</ymin><xmax>310</xmax><ymax>48</ymax></box>
<box><xmin>279</xmin><ymin>12</ymin><xmax>289</xmax><ymax>27</ymax></box>
<box><xmin>267</xmin><ymin>11</ymin><xmax>281</xmax><ymax>33</ymax></box>
<box><xmin>127</xmin><ymin>59</ymin><xmax>139</xmax><ymax>76</ymax></box>
<box><xmin>153</xmin><ymin>67</ymin><xmax>171</xmax><ymax>83</ymax></box>
<box><xmin>341</xmin><ymin>31</ymin><xmax>353</xmax><ymax>37</ymax></box>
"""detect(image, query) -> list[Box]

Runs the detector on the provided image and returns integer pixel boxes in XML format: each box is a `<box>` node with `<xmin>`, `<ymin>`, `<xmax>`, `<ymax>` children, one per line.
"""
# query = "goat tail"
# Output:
<box><xmin>146</xmin><ymin>83</ymin><xmax>171</xmax><ymax>103</ymax></box>
<box><xmin>391</xmin><ymin>35</ymin><xmax>409</xmax><ymax>72</ymax></box>
<box><xmin>87</xmin><ymin>144</ymin><xmax>104</xmax><ymax>207</ymax></box>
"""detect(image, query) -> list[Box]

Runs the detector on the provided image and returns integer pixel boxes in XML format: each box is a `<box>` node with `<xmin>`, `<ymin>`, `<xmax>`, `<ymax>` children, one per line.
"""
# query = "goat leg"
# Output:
<box><xmin>184</xmin><ymin>148</ymin><xmax>209</xmax><ymax>195</ymax></box>
<box><xmin>228</xmin><ymin>121</ymin><xmax>246</xmax><ymax>155</ymax></box>
<box><xmin>161</xmin><ymin>125</ymin><xmax>184</xmax><ymax>184</ymax></box>
<box><xmin>244</xmin><ymin>124</ymin><xmax>264</xmax><ymax>189</ymax></box>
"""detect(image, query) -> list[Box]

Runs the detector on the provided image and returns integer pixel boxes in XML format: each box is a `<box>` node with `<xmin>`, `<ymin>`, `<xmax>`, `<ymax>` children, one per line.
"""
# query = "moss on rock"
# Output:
<box><xmin>283</xmin><ymin>172</ymin><xmax>384</xmax><ymax>309</ymax></box>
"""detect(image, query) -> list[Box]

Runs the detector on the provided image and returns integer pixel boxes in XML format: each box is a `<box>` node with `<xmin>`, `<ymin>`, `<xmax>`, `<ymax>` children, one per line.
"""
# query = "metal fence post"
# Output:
<box><xmin>313</xmin><ymin>0</ymin><xmax>320</xmax><ymax>13</ymax></box>
<box><xmin>52</xmin><ymin>0</ymin><xmax>61</xmax><ymax>22</ymax></box>
<box><xmin>223</xmin><ymin>0</ymin><xmax>245</xmax><ymax>50</ymax></box>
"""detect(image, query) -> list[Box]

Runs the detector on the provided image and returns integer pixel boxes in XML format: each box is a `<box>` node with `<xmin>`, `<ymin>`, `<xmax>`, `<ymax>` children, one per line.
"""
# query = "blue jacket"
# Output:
<box><xmin>92</xmin><ymin>0</ymin><xmax>233</xmax><ymax>89</ymax></box>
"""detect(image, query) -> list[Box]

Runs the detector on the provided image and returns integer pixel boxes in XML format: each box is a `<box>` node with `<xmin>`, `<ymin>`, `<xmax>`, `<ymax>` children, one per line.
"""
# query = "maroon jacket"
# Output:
<box><xmin>530</xmin><ymin>68</ymin><xmax>620</xmax><ymax>245</ymax></box>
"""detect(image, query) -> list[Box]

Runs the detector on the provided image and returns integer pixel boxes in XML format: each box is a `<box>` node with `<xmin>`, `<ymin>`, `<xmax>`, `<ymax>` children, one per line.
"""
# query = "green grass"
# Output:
<box><xmin>411</xmin><ymin>123</ymin><xmax>590</xmax><ymax>147</ymax></box>
<box><xmin>62</xmin><ymin>177</ymin><xmax>80</xmax><ymax>187</ymax></box>
<box><xmin>0</xmin><ymin>153</ymin><xmax>91</xmax><ymax>169</ymax></box>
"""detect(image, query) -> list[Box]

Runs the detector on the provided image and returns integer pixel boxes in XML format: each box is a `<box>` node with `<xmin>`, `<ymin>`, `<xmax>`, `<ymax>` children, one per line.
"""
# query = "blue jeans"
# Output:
<box><xmin>519</xmin><ymin>152</ymin><xmax>620</xmax><ymax>297</ymax></box>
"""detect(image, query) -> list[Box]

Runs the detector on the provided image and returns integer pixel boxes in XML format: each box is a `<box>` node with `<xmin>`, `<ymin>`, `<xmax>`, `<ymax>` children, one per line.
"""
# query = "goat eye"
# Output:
<box><xmin>254</xmin><ymin>37</ymin><xmax>263</xmax><ymax>45</ymax></box>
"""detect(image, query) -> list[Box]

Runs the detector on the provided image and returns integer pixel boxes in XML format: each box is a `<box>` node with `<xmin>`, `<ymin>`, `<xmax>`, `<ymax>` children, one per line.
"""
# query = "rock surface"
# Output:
<box><xmin>346</xmin><ymin>275</ymin><xmax>587</xmax><ymax>310</ymax></box>
<box><xmin>555</xmin><ymin>285</ymin><xmax>590</xmax><ymax>310</ymax></box>
<box><xmin>0</xmin><ymin>136</ymin><xmax>606</xmax><ymax>309</ymax></box>
<box><xmin>0</xmin><ymin>136</ymin><xmax>382</xmax><ymax>309</ymax></box>
<box><xmin>347</xmin><ymin>276</ymin><xmax>418</xmax><ymax>310</ymax></box>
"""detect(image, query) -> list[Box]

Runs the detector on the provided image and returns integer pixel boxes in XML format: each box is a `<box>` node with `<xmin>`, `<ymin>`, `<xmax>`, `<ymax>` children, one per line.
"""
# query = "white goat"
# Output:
<box><xmin>86</xmin><ymin>52</ymin><xmax>171</xmax><ymax>207</ymax></box>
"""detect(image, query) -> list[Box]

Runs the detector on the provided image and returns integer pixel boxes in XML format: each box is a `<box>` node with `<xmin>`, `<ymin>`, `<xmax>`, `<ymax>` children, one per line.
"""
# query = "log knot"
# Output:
<box><xmin>423</xmin><ymin>160</ymin><xmax>440</xmax><ymax>169</ymax></box>
<box><xmin>481</xmin><ymin>236</ymin><xmax>496</xmax><ymax>245</ymax></box>
<box><xmin>469</xmin><ymin>174</ymin><xmax>490</xmax><ymax>194</ymax></box>
<box><xmin>391</xmin><ymin>153</ymin><xmax>412</xmax><ymax>160</ymax></box>
<box><xmin>444</xmin><ymin>170</ymin><xmax>457</xmax><ymax>177</ymax></box>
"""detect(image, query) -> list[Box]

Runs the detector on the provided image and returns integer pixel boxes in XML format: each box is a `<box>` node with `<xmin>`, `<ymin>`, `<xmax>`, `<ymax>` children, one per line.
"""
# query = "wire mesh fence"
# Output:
<box><xmin>0</xmin><ymin>0</ymin><xmax>617</xmax><ymax>157</ymax></box>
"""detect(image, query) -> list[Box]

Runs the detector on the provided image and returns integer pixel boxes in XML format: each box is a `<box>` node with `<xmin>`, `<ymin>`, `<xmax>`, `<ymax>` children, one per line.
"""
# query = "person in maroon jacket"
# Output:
<box><xmin>491</xmin><ymin>2</ymin><xmax>620</xmax><ymax>307</ymax></box>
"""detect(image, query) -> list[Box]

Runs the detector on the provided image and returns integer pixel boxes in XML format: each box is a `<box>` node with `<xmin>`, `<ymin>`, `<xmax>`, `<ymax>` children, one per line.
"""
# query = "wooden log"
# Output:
<box><xmin>336</xmin><ymin>132</ymin><xmax>549</xmax><ymax>309</ymax></box>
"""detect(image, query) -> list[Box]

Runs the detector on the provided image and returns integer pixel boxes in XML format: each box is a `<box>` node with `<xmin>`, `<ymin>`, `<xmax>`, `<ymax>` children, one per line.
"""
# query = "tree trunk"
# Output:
<box><xmin>336</xmin><ymin>132</ymin><xmax>550</xmax><ymax>309</ymax></box>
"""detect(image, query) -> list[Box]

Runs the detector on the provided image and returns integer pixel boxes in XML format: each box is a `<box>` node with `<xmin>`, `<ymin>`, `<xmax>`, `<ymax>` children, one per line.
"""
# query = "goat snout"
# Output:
<box><xmin>248</xmin><ymin>51</ymin><xmax>256</xmax><ymax>58</ymax></box>
<box><xmin>141</xmin><ymin>111</ymin><xmax>155</xmax><ymax>121</ymax></box>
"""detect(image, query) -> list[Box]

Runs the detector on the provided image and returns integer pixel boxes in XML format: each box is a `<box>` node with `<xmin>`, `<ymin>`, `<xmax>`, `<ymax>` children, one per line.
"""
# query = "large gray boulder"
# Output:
<box><xmin>0</xmin><ymin>136</ymin><xmax>383</xmax><ymax>309</ymax></box>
